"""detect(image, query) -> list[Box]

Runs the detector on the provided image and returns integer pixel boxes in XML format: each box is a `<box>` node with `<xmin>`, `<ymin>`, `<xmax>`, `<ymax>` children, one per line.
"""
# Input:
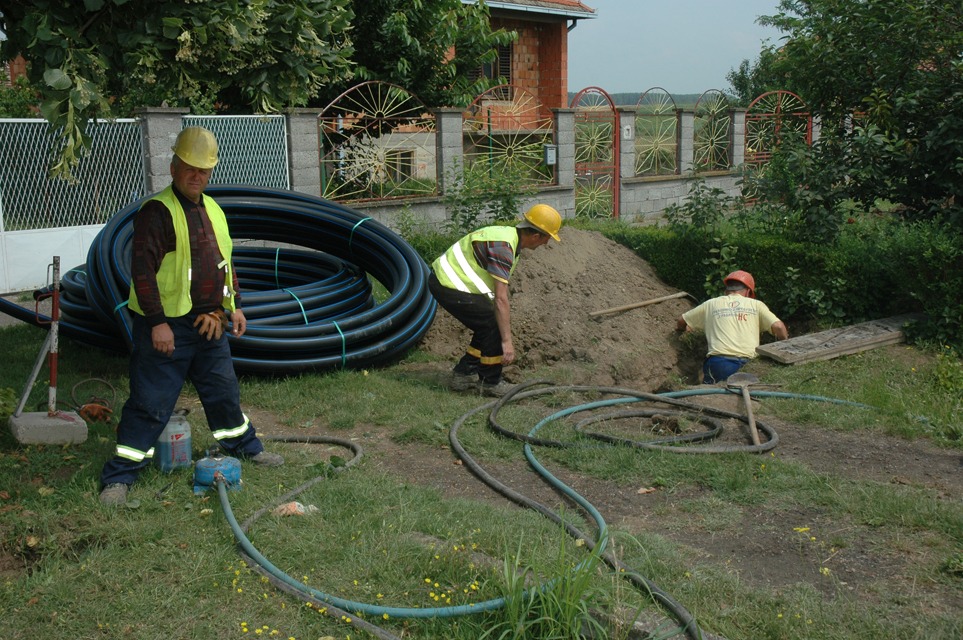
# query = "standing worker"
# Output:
<box><xmin>677</xmin><ymin>270</ymin><xmax>789</xmax><ymax>384</ymax></box>
<box><xmin>99</xmin><ymin>127</ymin><xmax>283</xmax><ymax>506</ymax></box>
<box><xmin>428</xmin><ymin>204</ymin><xmax>562</xmax><ymax>396</ymax></box>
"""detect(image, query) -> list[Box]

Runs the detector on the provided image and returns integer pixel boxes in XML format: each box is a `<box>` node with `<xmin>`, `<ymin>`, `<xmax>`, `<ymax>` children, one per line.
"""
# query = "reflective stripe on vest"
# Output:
<box><xmin>432</xmin><ymin>226</ymin><xmax>518</xmax><ymax>299</ymax></box>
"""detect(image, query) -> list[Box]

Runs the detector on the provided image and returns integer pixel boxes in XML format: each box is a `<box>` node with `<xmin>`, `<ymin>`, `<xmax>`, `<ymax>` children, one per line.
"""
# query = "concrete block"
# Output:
<box><xmin>9</xmin><ymin>411</ymin><xmax>88</xmax><ymax>445</ymax></box>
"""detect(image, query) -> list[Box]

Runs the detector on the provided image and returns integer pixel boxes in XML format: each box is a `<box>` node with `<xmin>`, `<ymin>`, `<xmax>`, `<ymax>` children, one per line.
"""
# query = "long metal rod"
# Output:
<box><xmin>13</xmin><ymin>331</ymin><xmax>52</xmax><ymax>418</ymax></box>
<box><xmin>11</xmin><ymin>256</ymin><xmax>61</xmax><ymax>418</ymax></box>
<box><xmin>47</xmin><ymin>256</ymin><xmax>61</xmax><ymax>415</ymax></box>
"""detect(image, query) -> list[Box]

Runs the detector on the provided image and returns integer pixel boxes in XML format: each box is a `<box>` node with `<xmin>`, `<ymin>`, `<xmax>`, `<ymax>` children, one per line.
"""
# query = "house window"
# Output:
<box><xmin>471</xmin><ymin>43</ymin><xmax>513</xmax><ymax>99</ymax></box>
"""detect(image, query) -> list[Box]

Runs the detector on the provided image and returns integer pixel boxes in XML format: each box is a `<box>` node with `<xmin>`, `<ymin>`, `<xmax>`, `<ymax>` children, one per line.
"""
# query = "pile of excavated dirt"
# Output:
<box><xmin>418</xmin><ymin>227</ymin><xmax>701</xmax><ymax>390</ymax></box>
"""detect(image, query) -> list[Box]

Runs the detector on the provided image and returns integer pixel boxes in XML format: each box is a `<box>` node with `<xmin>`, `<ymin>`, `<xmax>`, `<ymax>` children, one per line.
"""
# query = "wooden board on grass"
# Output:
<box><xmin>756</xmin><ymin>313</ymin><xmax>925</xmax><ymax>365</ymax></box>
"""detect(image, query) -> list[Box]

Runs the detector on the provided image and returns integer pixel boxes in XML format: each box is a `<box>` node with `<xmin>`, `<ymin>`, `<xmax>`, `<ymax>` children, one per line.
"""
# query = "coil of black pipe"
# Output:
<box><xmin>2</xmin><ymin>185</ymin><xmax>437</xmax><ymax>375</ymax></box>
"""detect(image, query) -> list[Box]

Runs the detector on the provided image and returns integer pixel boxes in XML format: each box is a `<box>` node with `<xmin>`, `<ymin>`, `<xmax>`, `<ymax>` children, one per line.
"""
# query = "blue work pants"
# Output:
<box><xmin>703</xmin><ymin>355</ymin><xmax>749</xmax><ymax>385</ymax></box>
<box><xmin>100</xmin><ymin>313</ymin><xmax>263</xmax><ymax>487</ymax></box>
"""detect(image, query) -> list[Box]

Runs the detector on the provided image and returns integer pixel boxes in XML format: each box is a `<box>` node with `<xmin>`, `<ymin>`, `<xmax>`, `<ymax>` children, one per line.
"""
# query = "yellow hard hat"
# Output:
<box><xmin>172</xmin><ymin>127</ymin><xmax>219</xmax><ymax>169</ymax></box>
<box><xmin>521</xmin><ymin>204</ymin><xmax>562</xmax><ymax>241</ymax></box>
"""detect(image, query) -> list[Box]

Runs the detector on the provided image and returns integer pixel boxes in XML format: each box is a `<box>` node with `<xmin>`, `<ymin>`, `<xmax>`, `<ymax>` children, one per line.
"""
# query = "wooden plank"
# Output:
<box><xmin>756</xmin><ymin>313</ymin><xmax>925</xmax><ymax>365</ymax></box>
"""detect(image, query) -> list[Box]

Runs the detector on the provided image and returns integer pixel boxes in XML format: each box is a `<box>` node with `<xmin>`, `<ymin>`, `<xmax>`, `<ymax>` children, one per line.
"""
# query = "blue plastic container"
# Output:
<box><xmin>193</xmin><ymin>454</ymin><xmax>242</xmax><ymax>495</ymax></box>
<box><xmin>155</xmin><ymin>411</ymin><xmax>192</xmax><ymax>472</ymax></box>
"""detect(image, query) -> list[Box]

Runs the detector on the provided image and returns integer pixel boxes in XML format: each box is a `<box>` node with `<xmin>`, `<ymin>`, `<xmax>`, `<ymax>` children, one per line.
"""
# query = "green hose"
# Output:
<box><xmin>215</xmin><ymin>384</ymin><xmax>877</xmax><ymax>639</ymax></box>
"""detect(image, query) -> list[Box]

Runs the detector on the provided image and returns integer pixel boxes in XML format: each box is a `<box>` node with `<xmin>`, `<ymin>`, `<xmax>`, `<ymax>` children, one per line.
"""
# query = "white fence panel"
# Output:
<box><xmin>0</xmin><ymin>225</ymin><xmax>104</xmax><ymax>293</ymax></box>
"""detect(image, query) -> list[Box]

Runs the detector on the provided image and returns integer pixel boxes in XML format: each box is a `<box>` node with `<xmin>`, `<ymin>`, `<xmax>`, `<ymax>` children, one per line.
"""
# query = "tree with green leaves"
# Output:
<box><xmin>336</xmin><ymin>0</ymin><xmax>514</xmax><ymax>109</ymax></box>
<box><xmin>742</xmin><ymin>0</ymin><xmax>963</xmax><ymax>226</ymax></box>
<box><xmin>726</xmin><ymin>46</ymin><xmax>790</xmax><ymax>106</ymax></box>
<box><xmin>0</xmin><ymin>0</ymin><xmax>355</xmax><ymax>179</ymax></box>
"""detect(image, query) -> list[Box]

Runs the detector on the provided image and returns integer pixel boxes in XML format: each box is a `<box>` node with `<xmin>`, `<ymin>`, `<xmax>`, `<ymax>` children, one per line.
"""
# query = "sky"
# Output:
<box><xmin>567</xmin><ymin>0</ymin><xmax>785</xmax><ymax>95</ymax></box>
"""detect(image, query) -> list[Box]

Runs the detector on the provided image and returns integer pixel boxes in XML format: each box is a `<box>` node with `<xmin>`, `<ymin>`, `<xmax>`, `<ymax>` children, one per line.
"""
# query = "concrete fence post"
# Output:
<box><xmin>434</xmin><ymin>108</ymin><xmax>464</xmax><ymax>195</ymax></box>
<box><xmin>679</xmin><ymin>110</ymin><xmax>695</xmax><ymax>175</ymax></box>
<box><xmin>616</xmin><ymin>107</ymin><xmax>636</xmax><ymax>180</ymax></box>
<box><xmin>731</xmin><ymin>109</ymin><xmax>746</xmax><ymax>169</ymax></box>
<box><xmin>285</xmin><ymin>109</ymin><xmax>323</xmax><ymax>197</ymax></box>
<box><xmin>553</xmin><ymin>108</ymin><xmax>576</xmax><ymax>189</ymax></box>
<box><xmin>137</xmin><ymin>107</ymin><xmax>189</xmax><ymax>193</ymax></box>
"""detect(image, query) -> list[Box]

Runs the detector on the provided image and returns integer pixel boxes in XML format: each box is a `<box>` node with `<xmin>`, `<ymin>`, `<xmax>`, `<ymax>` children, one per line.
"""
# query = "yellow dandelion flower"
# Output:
<box><xmin>820</xmin><ymin>567</ymin><xmax>831</xmax><ymax>576</ymax></box>
<box><xmin>383</xmin><ymin>613</ymin><xmax>390</xmax><ymax>620</ymax></box>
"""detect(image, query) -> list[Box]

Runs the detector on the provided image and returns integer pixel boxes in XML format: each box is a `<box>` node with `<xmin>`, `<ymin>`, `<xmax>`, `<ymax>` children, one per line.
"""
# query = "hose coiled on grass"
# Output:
<box><xmin>0</xmin><ymin>186</ymin><xmax>436</xmax><ymax>375</ymax></box>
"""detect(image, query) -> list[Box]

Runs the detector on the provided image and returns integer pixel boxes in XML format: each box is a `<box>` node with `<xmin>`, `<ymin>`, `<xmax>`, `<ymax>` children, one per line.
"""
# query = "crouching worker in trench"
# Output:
<box><xmin>99</xmin><ymin>127</ymin><xmax>283</xmax><ymax>506</ymax></box>
<box><xmin>676</xmin><ymin>270</ymin><xmax>789</xmax><ymax>384</ymax></box>
<box><xmin>428</xmin><ymin>204</ymin><xmax>562</xmax><ymax>397</ymax></box>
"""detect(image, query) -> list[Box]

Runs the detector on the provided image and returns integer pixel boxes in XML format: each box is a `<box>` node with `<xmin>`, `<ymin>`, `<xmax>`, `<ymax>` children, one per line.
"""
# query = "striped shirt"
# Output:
<box><xmin>472</xmin><ymin>240</ymin><xmax>515</xmax><ymax>284</ymax></box>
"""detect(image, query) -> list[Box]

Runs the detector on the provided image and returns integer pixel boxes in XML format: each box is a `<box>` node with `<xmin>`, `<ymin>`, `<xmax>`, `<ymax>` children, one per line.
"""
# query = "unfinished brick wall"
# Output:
<box><xmin>491</xmin><ymin>17</ymin><xmax>568</xmax><ymax>114</ymax></box>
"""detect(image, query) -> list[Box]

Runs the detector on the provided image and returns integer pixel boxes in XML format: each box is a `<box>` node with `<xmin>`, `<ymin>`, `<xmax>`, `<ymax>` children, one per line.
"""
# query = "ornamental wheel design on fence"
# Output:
<box><xmin>319</xmin><ymin>82</ymin><xmax>437</xmax><ymax>203</ymax></box>
<box><xmin>570</xmin><ymin>86</ymin><xmax>618</xmax><ymax>219</ymax></box>
<box><xmin>743</xmin><ymin>90</ymin><xmax>812</xmax><ymax>200</ymax></box>
<box><xmin>462</xmin><ymin>84</ymin><xmax>556</xmax><ymax>187</ymax></box>
<box><xmin>635</xmin><ymin>87</ymin><xmax>679</xmax><ymax>177</ymax></box>
<box><xmin>693</xmin><ymin>89</ymin><xmax>732</xmax><ymax>172</ymax></box>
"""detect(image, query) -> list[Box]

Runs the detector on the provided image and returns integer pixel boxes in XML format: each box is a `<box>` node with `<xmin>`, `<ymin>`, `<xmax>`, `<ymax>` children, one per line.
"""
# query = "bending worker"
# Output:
<box><xmin>428</xmin><ymin>204</ymin><xmax>562</xmax><ymax>397</ymax></box>
<box><xmin>99</xmin><ymin>127</ymin><xmax>283</xmax><ymax>506</ymax></box>
<box><xmin>677</xmin><ymin>270</ymin><xmax>789</xmax><ymax>384</ymax></box>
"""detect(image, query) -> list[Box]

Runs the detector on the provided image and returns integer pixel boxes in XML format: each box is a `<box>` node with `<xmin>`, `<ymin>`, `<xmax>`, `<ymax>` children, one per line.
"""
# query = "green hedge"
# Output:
<box><xmin>577</xmin><ymin>218</ymin><xmax>961</xmax><ymax>348</ymax></box>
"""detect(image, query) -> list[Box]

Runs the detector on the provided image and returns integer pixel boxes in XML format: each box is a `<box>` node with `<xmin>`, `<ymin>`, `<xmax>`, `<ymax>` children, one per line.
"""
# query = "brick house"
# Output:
<box><xmin>469</xmin><ymin>0</ymin><xmax>596</xmax><ymax>109</ymax></box>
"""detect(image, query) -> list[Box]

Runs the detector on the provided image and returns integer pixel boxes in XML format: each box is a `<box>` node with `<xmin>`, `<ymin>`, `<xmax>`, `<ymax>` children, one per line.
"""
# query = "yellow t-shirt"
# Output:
<box><xmin>682</xmin><ymin>295</ymin><xmax>780</xmax><ymax>359</ymax></box>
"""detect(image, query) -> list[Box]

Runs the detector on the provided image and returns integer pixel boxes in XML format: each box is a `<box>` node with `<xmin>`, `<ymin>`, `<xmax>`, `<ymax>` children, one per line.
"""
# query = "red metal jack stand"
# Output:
<box><xmin>8</xmin><ymin>256</ymin><xmax>88</xmax><ymax>445</ymax></box>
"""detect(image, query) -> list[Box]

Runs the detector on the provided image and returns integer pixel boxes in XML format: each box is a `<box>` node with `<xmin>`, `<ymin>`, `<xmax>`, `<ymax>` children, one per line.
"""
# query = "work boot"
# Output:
<box><xmin>251</xmin><ymin>451</ymin><xmax>284</xmax><ymax>467</ymax></box>
<box><xmin>449</xmin><ymin>372</ymin><xmax>479</xmax><ymax>392</ymax></box>
<box><xmin>481</xmin><ymin>380</ymin><xmax>516</xmax><ymax>398</ymax></box>
<box><xmin>99</xmin><ymin>483</ymin><xmax>129</xmax><ymax>506</ymax></box>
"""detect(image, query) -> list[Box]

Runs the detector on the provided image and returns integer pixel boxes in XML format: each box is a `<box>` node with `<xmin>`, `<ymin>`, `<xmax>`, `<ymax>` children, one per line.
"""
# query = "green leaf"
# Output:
<box><xmin>39</xmin><ymin>97</ymin><xmax>65</xmax><ymax>124</ymax></box>
<box><xmin>83</xmin><ymin>0</ymin><xmax>105</xmax><ymax>10</ymax></box>
<box><xmin>43</xmin><ymin>68</ymin><xmax>73</xmax><ymax>91</ymax></box>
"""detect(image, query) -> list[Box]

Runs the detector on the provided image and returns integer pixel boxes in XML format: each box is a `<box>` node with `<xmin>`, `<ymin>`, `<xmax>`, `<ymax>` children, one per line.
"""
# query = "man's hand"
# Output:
<box><xmin>501</xmin><ymin>339</ymin><xmax>516</xmax><ymax>365</ymax></box>
<box><xmin>230</xmin><ymin>309</ymin><xmax>247</xmax><ymax>337</ymax></box>
<box><xmin>194</xmin><ymin>309</ymin><xmax>229</xmax><ymax>340</ymax></box>
<box><xmin>152</xmin><ymin>323</ymin><xmax>175</xmax><ymax>355</ymax></box>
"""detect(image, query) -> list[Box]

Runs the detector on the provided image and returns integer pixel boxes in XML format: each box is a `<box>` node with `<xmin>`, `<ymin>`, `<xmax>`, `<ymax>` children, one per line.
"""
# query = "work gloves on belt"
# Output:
<box><xmin>193</xmin><ymin>309</ymin><xmax>229</xmax><ymax>340</ymax></box>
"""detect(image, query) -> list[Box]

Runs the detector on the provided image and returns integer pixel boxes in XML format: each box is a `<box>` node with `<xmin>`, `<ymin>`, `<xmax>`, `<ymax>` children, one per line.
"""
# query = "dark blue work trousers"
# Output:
<box><xmin>99</xmin><ymin>313</ymin><xmax>263</xmax><ymax>487</ymax></box>
<box><xmin>428</xmin><ymin>273</ymin><xmax>503</xmax><ymax>384</ymax></box>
